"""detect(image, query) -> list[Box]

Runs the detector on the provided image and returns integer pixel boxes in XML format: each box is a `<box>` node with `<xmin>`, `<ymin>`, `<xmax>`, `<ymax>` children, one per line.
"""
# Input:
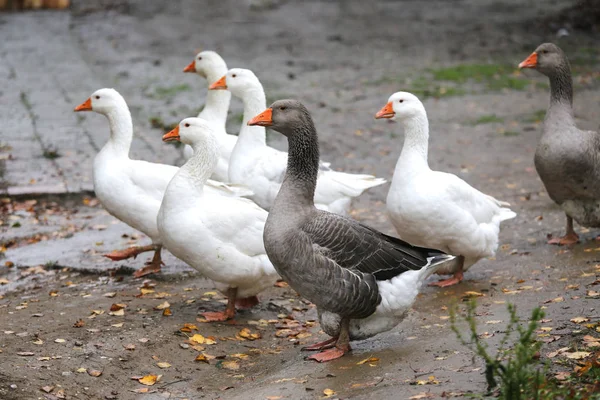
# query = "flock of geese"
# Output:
<box><xmin>72</xmin><ymin>42</ymin><xmax>598</xmax><ymax>361</ymax></box>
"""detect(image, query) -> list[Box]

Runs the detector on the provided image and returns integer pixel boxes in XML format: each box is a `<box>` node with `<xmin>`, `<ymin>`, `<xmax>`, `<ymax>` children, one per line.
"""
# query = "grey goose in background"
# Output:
<box><xmin>247</xmin><ymin>99</ymin><xmax>454</xmax><ymax>362</ymax></box>
<box><xmin>519</xmin><ymin>43</ymin><xmax>600</xmax><ymax>245</ymax></box>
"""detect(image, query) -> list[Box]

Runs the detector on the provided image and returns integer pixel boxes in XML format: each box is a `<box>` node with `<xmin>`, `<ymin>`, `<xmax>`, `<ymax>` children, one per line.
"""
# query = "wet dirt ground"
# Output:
<box><xmin>1</xmin><ymin>0</ymin><xmax>600</xmax><ymax>399</ymax></box>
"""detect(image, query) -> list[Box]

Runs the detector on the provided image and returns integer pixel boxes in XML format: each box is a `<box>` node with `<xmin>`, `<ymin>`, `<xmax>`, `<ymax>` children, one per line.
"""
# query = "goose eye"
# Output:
<box><xmin>279</xmin><ymin>106</ymin><xmax>286</xmax><ymax>111</ymax></box>
<box><xmin>184</xmin><ymin>123</ymin><xmax>190</xmax><ymax>127</ymax></box>
<box><xmin>232</xmin><ymin>74</ymin><xmax>237</xmax><ymax>78</ymax></box>
<box><xmin>197</xmin><ymin>56</ymin><xmax>202</xmax><ymax>60</ymax></box>
<box><xmin>95</xmin><ymin>95</ymin><xmax>100</xmax><ymax>99</ymax></box>
<box><xmin>398</xmin><ymin>99</ymin><xmax>404</xmax><ymax>103</ymax></box>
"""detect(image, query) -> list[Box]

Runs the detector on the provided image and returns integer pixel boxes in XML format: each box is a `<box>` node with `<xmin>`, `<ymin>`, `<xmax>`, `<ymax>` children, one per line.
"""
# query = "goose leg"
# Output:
<box><xmin>301</xmin><ymin>337</ymin><xmax>337</xmax><ymax>351</ymax></box>
<box><xmin>235</xmin><ymin>296</ymin><xmax>259</xmax><ymax>309</ymax></box>
<box><xmin>307</xmin><ymin>317</ymin><xmax>351</xmax><ymax>362</ymax></box>
<box><xmin>202</xmin><ymin>287</ymin><xmax>237</xmax><ymax>322</ymax></box>
<box><xmin>104</xmin><ymin>244</ymin><xmax>158</xmax><ymax>261</ymax></box>
<box><xmin>548</xmin><ymin>215</ymin><xmax>579</xmax><ymax>246</ymax></box>
<box><xmin>429</xmin><ymin>256</ymin><xmax>465</xmax><ymax>287</ymax></box>
<box><xmin>133</xmin><ymin>246</ymin><xmax>164</xmax><ymax>278</ymax></box>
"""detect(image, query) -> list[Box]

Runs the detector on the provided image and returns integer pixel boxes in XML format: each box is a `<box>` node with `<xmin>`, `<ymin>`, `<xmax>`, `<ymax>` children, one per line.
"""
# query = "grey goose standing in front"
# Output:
<box><xmin>247</xmin><ymin>100</ymin><xmax>454</xmax><ymax>362</ymax></box>
<box><xmin>519</xmin><ymin>43</ymin><xmax>600</xmax><ymax>245</ymax></box>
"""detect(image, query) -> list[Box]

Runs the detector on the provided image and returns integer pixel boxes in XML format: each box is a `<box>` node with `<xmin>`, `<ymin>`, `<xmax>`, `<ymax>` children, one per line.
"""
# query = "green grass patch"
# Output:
<box><xmin>522</xmin><ymin>109</ymin><xmax>546</xmax><ymax>124</ymax></box>
<box><xmin>430</xmin><ymin>63</ymin><xmax>528</xmax><ymax>91</ymax></box>
<box><xmin>472</xmin><ymin>114</ymin><xmax>504</xmax><ymax>125</ymax></box>
<box><xmin>503</xmin><ymin>130</ymin><xmax>520</xmax><ymax>137</ymax></box>
<box><xmin>152</xmin><ymin>84</ymin><xmax>191</xmax><ymax>99</ymax></box>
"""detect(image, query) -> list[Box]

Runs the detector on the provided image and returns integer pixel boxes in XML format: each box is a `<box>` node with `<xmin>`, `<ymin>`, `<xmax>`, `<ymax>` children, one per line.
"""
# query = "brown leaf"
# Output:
<box><xmin>109</xmin><ymin>309</ymin><xmax>124</xmax><ymax>316</ymax></box>
<box><xmin>323</xmin><ymin>388</ymin><xmax>336</xmax><ymax>398</ymax></box>
<box><xmin>40</xmin><ymin>385</ymin><xmax>54</xmax><ymax>393</ymax></box>
<box><xmin>180</xmin><ymin>323</ymin><xmax>198</xmax><ymax>332</ymax></box>
<box><xmin>139</xmin><ymin>288</ymin><xmax>155</xmax><ymax>295</ymax></box>
<box><xmin>195</xmin><ymin>353</ymin><xmax>214</xmax><ymax>363</ymax></box>
<box><xmin>124</xmin><ymin>344</ymin><xmax>136</xmax><ymax>351</ymax></box>
<box><xmin>110</xmin><ymin>303</ymin><xmax>126</xmax><ymax>311</ymax></box>
<box><xmin>87</xmin><ymin>369</ymin><xmax>102</xmax><ymax>377</ymax></box>
<box><xmin>73</xmin><ymin>319</ymin><xmax>85</xmax><ymax>328</ymax></box>
<box><xmin>570</xmin><ymin>317</ymin><xmax>590</xmax><ymax>324</ymax></box>
<box><xmin>220</xmin><ymin>360</ymin><xmax>240</xmax><ymax>371</ymax></box>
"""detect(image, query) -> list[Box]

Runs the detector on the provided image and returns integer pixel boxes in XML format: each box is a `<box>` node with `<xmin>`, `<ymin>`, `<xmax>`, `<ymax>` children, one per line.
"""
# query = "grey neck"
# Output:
<box><xmin>279</xmin><ymin>122</ymin><xmax>320</xmax><ymax>208</ymax></box>
<box><xmin>548</xmin><ymin>61</ymin><xmax>574</xmax><ymax>107</ymax></box>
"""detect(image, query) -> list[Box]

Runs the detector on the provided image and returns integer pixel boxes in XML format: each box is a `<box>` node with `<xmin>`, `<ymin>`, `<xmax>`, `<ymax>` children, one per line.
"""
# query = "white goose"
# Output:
<box><xmin>182</xmin><ymin>51</ymin><xmax>237</xmax><ymax>183</ymax></box>
<box><xmin>74</xmin><ymin>88</ymin><xmax>252</xmax><ymax>277</ymax></box>
<box><xmin>375</xmin><ymin>92</ymin><xmax>516</xmax><ymax>287</ymax></box>
<box><xmin>158</xmin><ymin>117</ymin><xmax>278</xmax><ymax>321</ymax></box>
<box><xmin>210</xmin><ymin>68</ymin><xmax>386</xmax><ymax>214</ymax></box>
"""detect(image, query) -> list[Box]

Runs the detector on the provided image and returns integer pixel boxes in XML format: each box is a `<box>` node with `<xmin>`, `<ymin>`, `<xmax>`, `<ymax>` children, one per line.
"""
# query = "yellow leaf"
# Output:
<box><xmin>111</xmin><ymin>323</ymin><xmax>124</xmax><ymax>328</ymax></box>
<box><xmin>587</xmin><ymin>290</ymin><xmax>600</xmax><ymax>297</ymax></box>
<box><xmin>138</xmin><ymin>374</ymin><xmax>160</xmax><ymax>386</ymax></box>
<box><xmin>203</xmin><ymin>291</ymin><xmax>217</xmax><ymax>296</ymax></box>
<box><xmin>103</xmin><ymin>292</ymin><xmax>116</xmax><ymax>298</ymax></box>
<box><xmin>33</xmin><ymin>339</ymin><xmax>43</xmax><ymax>345</ymax></box>
<box><xmin>194</xmin><ymin>354</ymin><xmax>210</xmax><ymax>363</ymax></box>
<box><xmin>485</xmin><ymin>320</ymin><xmax>502</xmax><ymax>324</ymax></box>
<box><xmin>237</xmin><ymin>328</ymin><xmax>261</xmax><ymax>341</ymax></box>
<box><xmin>357</xmin><ymin>356</ymin><xmax>379</xmax><ymax>365</ymax></box>
<box><xmin>463</xmin><ymin>291</ymin><xmax>484</xmax><ymax>297</ymax></box>
<box><xmin>77</xmin><ymin>367</ymin><xmax>86</xmax><ymax>373</ymax></box>
<box><xmin>54</xmin><ymin>338</ymin><xmax>66</xmax><ymax>343</ymax></box>
<box><xmin>540</xmin><ymin>327</ymin><xmax>553</xmax><ymax>332</ymax></box>
<box><xmin>156</xmin><ymin>362</ymin><xmax>171</xmax><ymax>369</ymax></box>
<box><xmin>109</xmin><ymin>309</ymin><xmax>124</xmax><ymax>316</ymax></box>
<box><xmin>140</xmin><ymin>288</ymin><xmax>154</xmax><ymax>295</ymax></box>
<box><xmin>230</xmin><ymin>353</ymin><xmax>249</xmax><ymax>360</ymax></box>
<box><xmin>190</xmin><ymin>334</ymin><xmax>206</xmax><ymax>344</ymax></box>
<box><xmin>180</xmin><ymin>323</ymin><xmax>198</xmax><ymax>332</ymax></box>
<box><xmin>204</xmin><ymin>337</ymin><xmax>217</xmax><ymax>345</ymax></box>
<box><xmin>323</xmin><ymin>388</ymin><xmax>336</xmax><ymax>397</ymax></box>
<box><xmin>565</xmin><ymin>351</ymin><xmax>591</xmax><ymax>360</ymax></box>
<box><xmin>221</xmin><ymin>360</ymin><xmax>240</xmax><ymax>371</ymax></box>
<box><xmin>162</xmin><ymin>308</ymin><xmax>172</xmax><ymax>316</ymax></box>
<box><xmin>570</xmin><ymin>317</ymin><xmax>590</xmax><ymax>324</ymax></box>
<box><xmin>0</xmin><ymin>278</ymin><xmax>9</xmax><ymax>284</ymax></box>
<box><xmin>154</xmin><ymin>301</ymin><xmax>170</xmax><ymax>310</ymax></box>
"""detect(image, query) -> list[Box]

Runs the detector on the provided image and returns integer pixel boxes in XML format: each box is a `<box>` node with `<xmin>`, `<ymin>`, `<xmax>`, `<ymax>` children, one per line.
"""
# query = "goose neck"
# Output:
<box><xmin>103</xmin><ymin>106</ymin><xmax>133</xmax><ymax>158</ymax></box>
<box><xmin>399</xmin><ymin>113</ymin><xmax>430</xmax><ymax>166</ymax></box>
<box><xmin>238</xmin><ymin>87</ymin><xmax>268</xmax><ymax>146</ymax></box>
<box><xmin>200</xmin><ymin>72</ymin><xmax>231</xmax><ymax>129</ymax></box>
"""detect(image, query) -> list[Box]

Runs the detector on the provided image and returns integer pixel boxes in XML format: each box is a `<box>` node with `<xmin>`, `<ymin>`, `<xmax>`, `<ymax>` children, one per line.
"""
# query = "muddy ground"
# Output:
<box><xmin>1</xmin><ymin>0</ymin><xmax>600</xmax><ymax>399</ymax></box>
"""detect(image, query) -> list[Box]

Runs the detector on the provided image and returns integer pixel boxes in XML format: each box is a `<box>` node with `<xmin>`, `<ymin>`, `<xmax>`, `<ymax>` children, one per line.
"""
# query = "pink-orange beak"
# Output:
<box><xmin>74</xmin><ymin>98</ymin><xmax>92</xmax><ymax>112</ymax></box>
<box><xmin>518</xmin><ymin>52</ymin><xmax>538</xmax><ymax>69</ymax></box>
<box><xmin>163</xmin><ymin>125</ymin><xmax>180</xmax><ymax>142</ymax></box>
<box><xmin>375</xmin><ymin>102</ymin><xmax>395</xmax><ymax>119</ymax></box>
<box><xmin>247</xmin><ymin>108</ymin><xmax>273</xmax><ymax>127</ymax></box>
<box><xmin>209</xmin><ymin>75</ymin><xmax>227</xmax><ymax>90</ymax></box>
<box><xmin>183</xmin><ymin>60</ymin><xmax>196</xmax><ymax>73</ymax></box>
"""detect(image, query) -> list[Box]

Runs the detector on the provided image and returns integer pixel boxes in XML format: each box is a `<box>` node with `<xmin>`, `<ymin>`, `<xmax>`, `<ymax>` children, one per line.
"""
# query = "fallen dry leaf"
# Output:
<box><xmin>409</xmin><ymin>393</ymin><xmax>434</xmax><ymax>400</ymax></box>
<box><xmin>230</xmin><ymin>353</ymin><xmax>249</xmax><ymax>360</ymax></box>
<box><xmin>76</xmin><ymin>367</ymin><xmax>86</xmax><ymax>373</ymax></box>
<box><xmin>237</xmin><ymin>327</ymin><xmax>261</xmax><ymax>341</ymax></box>
<box><xmin>109</xmin><ymin>309</ymin><xmax>125</xmax><ymax>316</ymax></box>
<box><xmin>138</xmin><ymin>374</ymin><xmax>160</xmax><ymax>386</ymax></box>
<box><xmin>565</xmin><ymin>351</ymin><xmax>591</xmax><ymax>360</ymax></box>
<box><xmin>111</xmin><ymin>322</ymin><xmax>124</xmax><ymax>328</ymax></box>
<box><xmin>73</xmin><ymin>319</ymin><xmax>85</xmax><ymax>328</ymax></box>
<box><xmin>138</xmin><ymin>338</ymin><xmax>150</xmax><ymax>343</ymax></box>
<box><xmin>463</xmin><ymin>291</ymin><xmax>485</xmax><ymax>298</ymax></box>
<box><xmin>154</xmin><ymin>301</ymin><xmax>170</xmax><ymax>310</ymax></box>
<box><xmin>40</xmin><ymin>385</ymin><xmax>54</xmax><ymax>393</ymax></box>
<box><xmin>124</xmin><ymin>344</ymin><xmax>136</xmax><ymax>351</ymax></box>
<box><xmin>180</xmin><ymin>323</ymin><xmax>198</xmax><ymax>332</ymax></box>
<box><xmin>219</xmin><ymin>360</ymin><xmax>240</xmax><ymax>371</ymax></box>
<box><xmin>195</xmin><ymin>353</ymin><xmax>212</xmax><ymax>363</ymax></box>
<box><xmin>140</xmin><ymin>288</ymin><xmax>155</xmax><ymax>295</ymax></box>
<box><xmin>554</xmin><ymin>371</ymin><xmax>571</xmax><ymax>381</ymax></box>
<box><xmin>103</xmin><ymin>292</ymin><xmax>116</xmax><ymax>298</ymax></box>
<box><xmin>486</xmin><ymin>320</ymin><xmax>502</xmax><ymax>325</ymax></box>
<box><xmin>570</xmin><ymin>317</ymin><xmax>590</xmax><ymax>324</ymax></box>
<box><xmin>323</xmin><ymin>388</ymin><xmax>336</xmax><ymax>398</ymax></box>
<box><xmin>87</xmin><ymin>369</ymin><xmax>102</xmax><ymax>377</ymax></box>
<box><xmin>162</xmin><ymin>308</ymin><xmax>172</xmax><ymax>316</ymax></box>
<box><xmin>156</xmin><ymin>362</ymin><xmax>171</xmax><ymax>369</ymax></box>
<box><xmin>110</xmin><ymin>303</ymin><xmax>126</xmax><ymax>311</ymax></box>
<box><xmin>587</xmin><ymin>290</ymin><xmax>600</xmax><ymax>297</ymax></box>
<box><xmin>544</xmin><ymin>296</ymin><xmax>564</xmax><ymax>303</ymax></box>
<box><xmin>357</xmin><ymin>356</ymin><xmax>379</xmax><ymax>365</ymax></box>
<box><xmin>54</xmin><ymin>338</ymin><xmax>66</xmax><ymax>343</ymax></box>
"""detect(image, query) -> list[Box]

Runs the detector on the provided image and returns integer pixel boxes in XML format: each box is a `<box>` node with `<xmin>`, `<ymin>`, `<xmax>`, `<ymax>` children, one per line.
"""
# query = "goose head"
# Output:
<box><xmin>163</xmin><ymin>117</ymin><xmax>218</xmax><ymax>151</ymax></box>
<box><xmin>248</xmin><ymin>99</ymin><xmax>311</xmax><ymax>138</ymax></box>
<box><xmin>518</xmin><ymin>43</ymin><xmax>568</xmax><ymax>76</ymax></box>
<box><xmin>183</xmin><ymin>50</ymin><xmax>227</xmax><ymax>80</ymax></box>
<box><xmin>74</xmin><ymin>88</ymin><xmax>127</xmax><ymax>115</ymax></box>
<box><xmin>209</xmin><ymin>68</ymin><xmax>260</xmax><ymax>98</ymax></box>
<box><xmin>375</xmin><ymin>92</ymin><xmax>425</xmax><ymax>121</ymax></box>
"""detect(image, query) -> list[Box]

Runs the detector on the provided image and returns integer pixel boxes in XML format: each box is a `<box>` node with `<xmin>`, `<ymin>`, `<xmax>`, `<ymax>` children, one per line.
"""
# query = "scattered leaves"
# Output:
<box><xmin>570</xmin><ymin>316</ymin><xmax>590</xmax><ymax>324</ymax></box>
<box><xmin>218</xmin><ymin>360</ymin><xmax>240</xmax><ymax>371</ymax></box>
<box><xmin>565</xmin><ymin>351</ymin><xmax>591</xmax><ymax>360</ymax></box>
<box><xmin>237</xmin><ymin>327</ymin><xmax>261</xmax><ymax>341</ymax></box>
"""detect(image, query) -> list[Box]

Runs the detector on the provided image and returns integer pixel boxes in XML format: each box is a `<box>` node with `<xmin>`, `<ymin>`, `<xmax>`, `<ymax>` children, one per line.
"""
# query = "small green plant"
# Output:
<box><xmin>472</xmin><ymin>114</ymin><xmax>504</xmax><ymax>125</ymax></box>
<box><xmin>450</xmin><ymin>300</ymin><xmax>545</xmax><ymax>399</ymax></box>
<box><xmin>152</xmin><ymin>84</ymin><xmax>191</xmax><ymax>99</ymax></box>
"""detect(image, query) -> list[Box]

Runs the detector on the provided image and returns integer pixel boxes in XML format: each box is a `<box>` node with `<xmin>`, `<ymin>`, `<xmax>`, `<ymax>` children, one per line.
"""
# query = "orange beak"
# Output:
<box><xmin>74</xmin><ymin>98</ymin><xmax>92</xmax><ymax>112</ymax></box>
<box><xmin>375</xmin><ymin>102</ymin><xmax>395</xmax><ymax>119</ymax></box>
<box><xmin>518</xmin><ymin>52</ymin><xmax>538</xmax><ymax>69</ymax></box>
<box><xmin>162</xmin><ymin>126</ymin><xmax>180</xmax><ymax>142</ymax></box>
<box><xmin>209</xmin><ymin>75</ymin><xmax>227</xmax><ymax>90</ymax></box>
<box><xmin>247</xmin><ymin>108</ymin><xmax>273</xmax><ymax>127</ymax></box>
<box><xmin>183</xmin><ymin>60</ymin><xmax>196</xmax><ymax>73</ymax></box>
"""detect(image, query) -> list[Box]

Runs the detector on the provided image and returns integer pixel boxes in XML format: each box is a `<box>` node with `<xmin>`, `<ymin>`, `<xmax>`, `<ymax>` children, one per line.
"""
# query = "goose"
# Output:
<box><xmin>519</xmin><ymin>43</ymin><xmax>600</xmax><ymax>245</ymax></box>
<box><xmin>182</xmin><ymin>51</ymin><xmax>237</xmax><ymax>183</ymax></box>
<box><xmin>74</xmin><ymin>88</ymin><xmax>252</xmax><ymax>277</ymax></box>
<box><xmin>375</xmin><ymin>92</ymin><xmax>516</xmax><ymax>287</ymax></box>
<box><xmin>158</xmin><ymin>117</ymin><xmax>278</xmax><ymax>321</ymax></box>
<box><xmin>209</xmin><ymin>68</ymin><xmax>386</xmax><ymax>214</ymax></box>
<box><xmin>248</xmin><ymin>99</ymin><xmax>454</xmax><ymax>362</ymax></box>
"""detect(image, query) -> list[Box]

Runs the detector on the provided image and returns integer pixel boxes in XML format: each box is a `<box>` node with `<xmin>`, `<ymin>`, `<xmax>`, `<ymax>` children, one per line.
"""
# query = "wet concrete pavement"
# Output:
<box><xmin>1</xmin><ymin>0</ymin><xmax>600</xmax><ymax>399</ymax></box>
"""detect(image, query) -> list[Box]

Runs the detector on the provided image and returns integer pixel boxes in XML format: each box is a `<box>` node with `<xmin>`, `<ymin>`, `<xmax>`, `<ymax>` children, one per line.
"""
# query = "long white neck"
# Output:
<box><xmin>102</xmin><ymin>105</ymin><xmax>133</xmax><ymax>159</ymax></box>
<box><xmin>394</xmin><ymin>112</ymin><xmax>430</xmax><ymax>178</ymax></box>
<box><xmin>236</xmin><ymin>86</ymin><xmax>268</xmax><ymax>148</ymax></box>
<box><xmin>199</xmin><ymin>68</ymin><xmax>231</xmax><ymax>131</ymax></box>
